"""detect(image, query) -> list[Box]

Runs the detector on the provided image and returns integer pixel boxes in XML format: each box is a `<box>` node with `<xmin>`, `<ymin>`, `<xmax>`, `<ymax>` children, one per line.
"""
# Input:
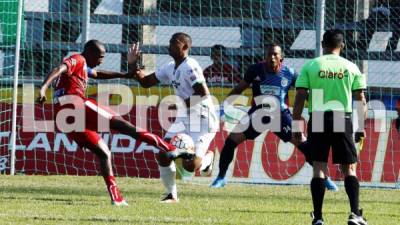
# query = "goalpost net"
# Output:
<box><xmin>0</xmin><ymin>0</ymin><xmax>399</xmax><ymax>188</ymax></box>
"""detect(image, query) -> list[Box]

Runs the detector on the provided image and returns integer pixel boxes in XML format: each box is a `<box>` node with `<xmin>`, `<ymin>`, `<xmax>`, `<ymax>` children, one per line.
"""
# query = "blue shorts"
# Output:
<box><xmin>243</xmin><ymin>106</ymin><xmax>293</xmax><ymax>142</ymax></box>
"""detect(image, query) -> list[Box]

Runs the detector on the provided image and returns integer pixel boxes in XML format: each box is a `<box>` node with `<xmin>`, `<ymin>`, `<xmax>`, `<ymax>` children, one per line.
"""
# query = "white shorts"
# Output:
<box><xmin>165</xmin><ymin>116</ymin><xmax>216</xmax><ymax>159</ymax></box>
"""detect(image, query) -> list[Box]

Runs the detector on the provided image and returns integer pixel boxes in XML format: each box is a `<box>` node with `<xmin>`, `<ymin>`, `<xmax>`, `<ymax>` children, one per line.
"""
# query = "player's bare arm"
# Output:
<box><xmin>292</xmin><ymin>88</ymin><xmax>308</xmax><ymax>142</ymax></box>
<box><xmin>223</xmin><ymin>79</ymin><xmax>250</xmax><ymax>106</ymax></box>
<box><xmin>132</xmin><ymin>70</ymin><xmax>159</xmax><ymax>88</ymax></box>
<box><xmin>37</xmin><ymin>64</ymin><xmax>67</xmax><ymax>104</ymax></box>
<box><xmin>228</xmin><ymin>80</ymin><xmax>250</xmax><ymax>97</ymax></box>
<box><xmin>89</xmin><ymin>43</ymin><xmax>141</xmax><ymax>80</ymax></box>
<box><xmin>127</xmin><ymin>43</ymin><xmax>159</xmax><ymax>88</ymax></box>
<box><xmin>353</xmin><ymin>89</ymin><xmax>367</xmax><ymax>142</ymax></box>
<box><xmin>89</xmin><ymin>70</ymin><xmax>130</xmax><ymax>79</ymax></box>
<box><xmin>184</xmin><ymin>82</ymin><xmax>209</xmax><ymax>108</ymax></box>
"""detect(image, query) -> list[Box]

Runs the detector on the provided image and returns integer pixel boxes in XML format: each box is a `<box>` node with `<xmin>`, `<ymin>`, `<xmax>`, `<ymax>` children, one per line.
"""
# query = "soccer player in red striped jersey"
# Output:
<box><xmin>37</xmin><ymin>40</ymin><xmax>179</xmax><ymax>206</ymax></box>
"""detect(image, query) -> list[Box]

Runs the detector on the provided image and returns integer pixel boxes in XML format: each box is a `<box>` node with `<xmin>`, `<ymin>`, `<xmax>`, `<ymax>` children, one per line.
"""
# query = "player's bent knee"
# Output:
<box><xmin>157</xmin><ymin>152</ymin><xmax>172</xmax><ymax>167</ymax></box>
<box><xmin>93</xmin><ymin>140</ymin><xmax>112</xmax><ymax>160</ymax></box>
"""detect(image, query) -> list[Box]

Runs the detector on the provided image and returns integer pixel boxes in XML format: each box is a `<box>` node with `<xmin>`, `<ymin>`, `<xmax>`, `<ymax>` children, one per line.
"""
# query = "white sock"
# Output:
<box><xmin>200</xmin><ymin>151</ymin><xmax>214</xmax><ymax>171</ymax></box>
<box><xmin>159</xmin><ymin>161</ymin><xmax>177</xmax><ymax>199</ymax></box>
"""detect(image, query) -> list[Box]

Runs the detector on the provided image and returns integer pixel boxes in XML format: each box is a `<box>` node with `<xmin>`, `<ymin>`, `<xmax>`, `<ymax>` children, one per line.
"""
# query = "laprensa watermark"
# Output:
<box><xmin>23</xmin><ymin>83</ymin><xmax>388</xmax><ymax>134</ymax></box>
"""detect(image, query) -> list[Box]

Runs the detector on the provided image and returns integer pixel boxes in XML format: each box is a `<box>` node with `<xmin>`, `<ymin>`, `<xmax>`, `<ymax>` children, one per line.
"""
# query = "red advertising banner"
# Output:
<box><xmin>0</xmin><ymin>103</ymin><xmax>399</xmax><ymax>184</ymax></box>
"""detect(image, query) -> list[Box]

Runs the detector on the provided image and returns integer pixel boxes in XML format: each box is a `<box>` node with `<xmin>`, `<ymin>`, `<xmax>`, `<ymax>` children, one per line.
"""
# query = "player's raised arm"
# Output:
<box><xmin>133</xmin><ymin>70</ymin><xmax>159</xmax><ymax>88</ymax></box>
<box><xmin>90</xmin><ymin>43</ymin><xmax>141</xmax><ymax>79</ymax></box>
<box><xmin>127</xmin><ymin>43</ymin><xmax>159</xmax><ymax>88</ymax></box>
<box><xmin>89</xmin><ymin>69</ymin><xmax>130</xmax><ymax>79</ymax></box>
<box><xmin>37</xmin><ymin>64</ymin><xmax>67</xmax><ymax>104</ymax></box>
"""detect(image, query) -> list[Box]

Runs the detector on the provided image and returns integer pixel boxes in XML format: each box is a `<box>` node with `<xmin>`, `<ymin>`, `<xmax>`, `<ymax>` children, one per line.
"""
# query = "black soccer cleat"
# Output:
<box><xmin>311</xmin><ymin>212</ymin><xmax>324</xmax><ymax>225</ymax></box>
<box><xmin>348</xmin><ymin>209</ymin><xmax>368</xmax><ymax>225</ymax></box>
<box><xmin>160</xmin><ymin>193</ymin><xmax>179</xmax><ymax>203</ymax></box>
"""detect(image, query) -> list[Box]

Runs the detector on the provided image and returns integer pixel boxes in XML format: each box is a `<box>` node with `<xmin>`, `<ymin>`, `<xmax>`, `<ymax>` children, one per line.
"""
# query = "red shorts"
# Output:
<box><xmin>54</xmin><ymin>98</ymin><xmax>118</xmax><ymax>149</ymax></box>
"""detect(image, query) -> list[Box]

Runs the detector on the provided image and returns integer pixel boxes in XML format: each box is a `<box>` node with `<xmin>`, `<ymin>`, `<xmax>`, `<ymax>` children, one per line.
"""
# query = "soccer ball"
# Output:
<box><xmin>170</xmin><ymin>133</ymin><xmax>195</xmax><ymax>154</ymax></box>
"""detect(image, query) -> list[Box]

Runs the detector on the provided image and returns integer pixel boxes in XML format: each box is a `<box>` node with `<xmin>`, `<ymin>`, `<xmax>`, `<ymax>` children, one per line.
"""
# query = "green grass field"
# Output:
<box><xmin>0</xmin><ymin>176</ymin><xmax>398</xmax><ymax>225</ymax></box>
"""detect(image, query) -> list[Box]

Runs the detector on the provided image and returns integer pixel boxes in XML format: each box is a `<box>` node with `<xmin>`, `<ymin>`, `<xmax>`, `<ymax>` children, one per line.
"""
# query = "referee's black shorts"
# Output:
<box><xmin>307</xmin><ymin>111</ymin><xmax>358</xmax><ymax>164</ymax></box>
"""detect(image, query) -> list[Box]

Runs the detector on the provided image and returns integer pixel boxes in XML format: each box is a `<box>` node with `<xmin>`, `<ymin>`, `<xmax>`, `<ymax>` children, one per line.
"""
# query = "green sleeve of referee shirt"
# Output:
<box><xmin>351</xmin><ymin>66</ymin><xmax>367</xmax><ymax>90</ymax></box>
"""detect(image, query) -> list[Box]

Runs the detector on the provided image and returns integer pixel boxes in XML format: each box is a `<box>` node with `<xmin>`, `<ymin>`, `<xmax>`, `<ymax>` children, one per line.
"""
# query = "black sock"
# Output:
<box><xmin>297</xmin><ymin>141</ymin><xmax>313</xmax><ymax>165</ymax></box>
<box><xmin>345</xmin><ymin>176</ymin><xmax>360</xmax><ymax>215</ymax></box>
<box><xmin>218</xmin><ymin>138</ymin><xmax>239</xmax><ymax>178</ymax></box>
<box><xmin>311</xmin><ymin>177</ymin><xmax>326</xmax><ymax>220</ymax></box>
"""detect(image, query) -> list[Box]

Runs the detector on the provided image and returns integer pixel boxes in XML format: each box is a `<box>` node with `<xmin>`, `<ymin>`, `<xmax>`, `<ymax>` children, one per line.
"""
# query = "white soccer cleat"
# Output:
<box><xmin>160</xmin><ymin>193</ymin><xmax>179</xmax><ymax>203</ymax></box>
<box><xmin>200</xmin><ymin>151</ymin><xmax>214</xmax><ymax>177</ymax></box>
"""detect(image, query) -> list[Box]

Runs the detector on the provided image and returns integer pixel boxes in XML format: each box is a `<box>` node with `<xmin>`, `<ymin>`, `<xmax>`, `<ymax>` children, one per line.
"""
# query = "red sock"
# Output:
<box><xmin>103</xmin><ymin>176</ymin><xmax>124</xmax><ymax>202</ymax></box>
<box><xmin>137</xmin><ymin>131</ymin><xmax>176</xmax><ymax>152</ymax></box>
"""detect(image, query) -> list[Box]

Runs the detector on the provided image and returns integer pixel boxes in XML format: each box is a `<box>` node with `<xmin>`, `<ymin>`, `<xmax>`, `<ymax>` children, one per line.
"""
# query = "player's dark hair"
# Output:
<box><xmin>83</xmin><ymin>39</ymin><xmax>104</xmax><ymax>53</ymax></box>
<box><xmin>172</xmin><ymin>32</ymin><xmax>192</xmax><ymax>47</ymax></box>
<box><xmin>266</xmin><ymin>43</ymin><xmax>284</xmax><ymax>58</ymax></box>
<box><xmin>322</xmin><ymin>29</ymin><xmax>344</xmax><ymax>48</ymax></box>
<box><xmin>211</xmin><ymin>44</ymin><xmax>227</xmax><ymax>56</ymax></box>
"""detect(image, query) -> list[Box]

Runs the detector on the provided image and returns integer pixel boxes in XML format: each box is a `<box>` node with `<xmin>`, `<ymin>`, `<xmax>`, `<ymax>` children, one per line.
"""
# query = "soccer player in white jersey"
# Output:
<box><xmin>129</xmin><ymin>32</ymin><xmax>218</xmax><ymax>203</ymax></box>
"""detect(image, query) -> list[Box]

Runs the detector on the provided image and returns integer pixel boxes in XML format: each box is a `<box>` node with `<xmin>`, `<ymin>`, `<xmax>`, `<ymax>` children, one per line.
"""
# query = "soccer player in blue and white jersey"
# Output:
<box><xmin>210</xmin><ymin>44</ymin><xmax>338</xmax><ymax>190</ymax></box>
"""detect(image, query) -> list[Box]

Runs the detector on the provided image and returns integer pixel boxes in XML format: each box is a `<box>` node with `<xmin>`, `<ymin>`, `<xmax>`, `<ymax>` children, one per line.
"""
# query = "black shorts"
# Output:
<box><xmin>307</xmin><ymin>112</ymin><xmax>357</xmax><ymax>164</ymax></box>
<box><xmin>242</xmin><ymin>106</ymin><xmax>292</xmax><ymax>142</ymax></box>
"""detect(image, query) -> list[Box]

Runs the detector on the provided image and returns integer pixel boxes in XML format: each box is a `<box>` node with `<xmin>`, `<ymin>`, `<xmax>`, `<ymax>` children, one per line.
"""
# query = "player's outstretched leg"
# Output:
<box><xmin>210</xmin><ymin>133</ymin><xmax>246</xmax><ymax>188</ymax></box>
<box><xmin>110</xmin><ymin>117</ymin><xmax>191</xmax><ymax>158</ymax></box>
<box><xmin>296</xmin><ymin>141</ymin><xmax>339</xmax><ymax>192</ymax></box>
<box><xmin>91</xmin><ymin>139</ymin><xmax>128</xmax><ymax>206</ymax></box>
<box><xmin>158</xmin><ymin>152</ymin><xmax>178</xmax><ymax>203</ymax></box>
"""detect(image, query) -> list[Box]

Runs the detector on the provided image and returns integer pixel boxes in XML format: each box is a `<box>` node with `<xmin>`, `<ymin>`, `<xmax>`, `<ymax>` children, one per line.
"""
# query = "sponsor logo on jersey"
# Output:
<box><xmin>71</xmin><ymin>58</ymin><xmax>77</xmax><ymax>66</ymax></box>
<box><xmin>281</xmin><ymin>77</ymin><xmax>289</xmax><ymax>87</ymax></box>
<box><xmin>260</xmin><ymin>85</ymin><xmax>281</xmax><ymax>96</ymax></box>
<box><xmin>318</xmin><ymin>69</ymin><xmax>348</xmax><ymax>79</ymax></box>
<box><xmin>172</xmin><ymin>80</ymin><xmax>180</xmax><ymax>88</ymax></box>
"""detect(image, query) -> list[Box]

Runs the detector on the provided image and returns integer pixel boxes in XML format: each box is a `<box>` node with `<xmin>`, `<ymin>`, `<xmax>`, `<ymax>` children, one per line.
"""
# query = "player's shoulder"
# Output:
<box><xmin>299</xmin><ymin>57</ymin><xmax>322</xmax><ymax>73</ymax></box>
<box><xmin>64</xmin><ymin>54</ymin><xmax>85</xmax><ymax>66</ymax></box>
<box><xmin>160</xmin><ymin>60</ymin><xmax>175</xmax><ymax>71</ymax></box>
<box><xmin>305</xmin><ymin>57</ymin><xmax>320</xmax><ymax>66</ymax></box>
<box><xmin>184</xmin><ymin>57</ymin><xmax>201</xmax><ymax>68</ymax></box>
<box><xmin>67</xmin><ymin>53</ymin><xmax>85</xmax><ymax>62</ymax></box>
<box><xmin>339</xmin><ymin>56</ymin><xmax>361</xmax><ymax>73</ymax></box>
<box><xmin>248</xmin><ymin>61</ymin><xmax>265</xmax><ymax>72</ymax></box>
<box><xmin>280</xmin><ymin>65</ymin><xmax>296</xmax><ymax>76</ymax></box>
